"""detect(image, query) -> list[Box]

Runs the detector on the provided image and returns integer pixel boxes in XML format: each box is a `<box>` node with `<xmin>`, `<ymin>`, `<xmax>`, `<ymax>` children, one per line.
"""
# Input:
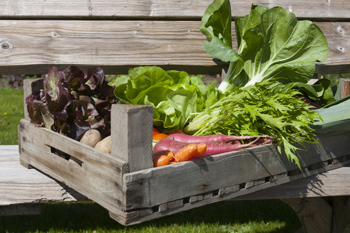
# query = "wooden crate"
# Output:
<box><xmin>18</xmin><ymin>81</ymin><xmax>350</xmax><ymax>226</ymax></box>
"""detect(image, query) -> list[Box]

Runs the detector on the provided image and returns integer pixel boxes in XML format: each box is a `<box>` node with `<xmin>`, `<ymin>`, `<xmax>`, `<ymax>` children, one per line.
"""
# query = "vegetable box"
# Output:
<box><xmin>18</xmin><ymin>81</ymin><xmax>350</xmax><ymax>226</ymax></box>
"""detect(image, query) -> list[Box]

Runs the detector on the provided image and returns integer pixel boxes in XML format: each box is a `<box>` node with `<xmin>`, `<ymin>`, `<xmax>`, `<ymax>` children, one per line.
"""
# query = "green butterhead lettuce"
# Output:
<box><xmin>109</xmin><ymin>66</ymin><xmax>223</xmax><ymax>132</ymax></box>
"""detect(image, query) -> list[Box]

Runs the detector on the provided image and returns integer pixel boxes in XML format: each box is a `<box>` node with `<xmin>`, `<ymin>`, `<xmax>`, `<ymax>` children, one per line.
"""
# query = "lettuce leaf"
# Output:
<box><xmin>200</xmin><ymin>0</ymin><xmax>329</xmax><ymax>93</ymax></box>
<box><xmin>109</xmin><ymin>66</ymin><xmax>223</xmax><ymax>132</ymax></box>
<box><xmin>25</xmin><ymin>65</ymin><xmax>117</xmax><ymax>140</ymax></box>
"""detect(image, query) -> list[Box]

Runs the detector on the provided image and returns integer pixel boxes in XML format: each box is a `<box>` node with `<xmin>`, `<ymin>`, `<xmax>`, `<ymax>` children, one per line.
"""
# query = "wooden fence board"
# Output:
<box><xmin>0</xmin><ymin>0</ymin><xmax>349</xmax><ymax>20</ymax></box>
<box><xmin>0</xmin><ymin>20</ymin><xmax>349</xmax><ymax>75</ymax></box>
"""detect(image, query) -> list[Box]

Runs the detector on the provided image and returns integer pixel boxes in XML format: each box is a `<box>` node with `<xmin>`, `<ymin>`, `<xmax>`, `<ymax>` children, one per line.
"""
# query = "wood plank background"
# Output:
<box><xmin>0</xmin><ymin>0</ymin><xmax>349</xmax><ymax>20</ymax></box>
<box><xmin>0</xmin><ymin>20</ymin><xmax>349</xmax><ymax>75</ymax></box>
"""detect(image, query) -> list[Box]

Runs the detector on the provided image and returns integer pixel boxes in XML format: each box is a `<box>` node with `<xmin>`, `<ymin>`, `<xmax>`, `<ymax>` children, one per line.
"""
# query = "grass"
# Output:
<box><xmin>0</xmin><ymin>200</ymin><xmax>301</xmax><ymax>233</ymax></box>
<box><xmin>0</xmin><ymin>87</ymin><xmax>24</xmax><ymax>145</ymax></box>
<box><xmin>0</xmin><ymin>87</ymin><xmax>302</xmax><ymax>232</ymax></box>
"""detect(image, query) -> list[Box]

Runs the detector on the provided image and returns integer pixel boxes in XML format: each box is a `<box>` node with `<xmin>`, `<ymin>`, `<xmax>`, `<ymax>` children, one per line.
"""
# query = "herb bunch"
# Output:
<box><xmin>184</xmin><ymin>80</ymin><xmax>322</xmax><ymax>168</ymax></box>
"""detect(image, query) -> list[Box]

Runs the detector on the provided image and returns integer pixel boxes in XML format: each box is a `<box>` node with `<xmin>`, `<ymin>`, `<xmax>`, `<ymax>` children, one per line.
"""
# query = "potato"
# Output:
<box><xmin>80</xmin><ymin>129</ymin><xmax>102</xmax><ymax>148</ymax></box>
<box><xmin>95</xmin><ymin>136</ymin><xmax>111</xmax><ymax>153</ymax></box>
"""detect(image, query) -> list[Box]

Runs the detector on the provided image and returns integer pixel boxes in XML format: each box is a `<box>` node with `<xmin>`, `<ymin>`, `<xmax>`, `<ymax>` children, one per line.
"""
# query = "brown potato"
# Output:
<box><xmin>80</xmin><ymin>129</ymin><xmax>102</xmax><ymax>148</ymax></box>
<box><xmin>95</xmin><ymin>136</ymin><xmax>111</xmax><ymax>153</ymax></box>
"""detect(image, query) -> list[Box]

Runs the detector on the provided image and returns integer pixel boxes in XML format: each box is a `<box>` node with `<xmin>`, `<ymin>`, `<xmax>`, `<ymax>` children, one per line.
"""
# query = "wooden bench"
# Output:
<box><xmin>1</xmin><ymin>0</ymin><xmax>350</xmax><ymax>232</ymax></box>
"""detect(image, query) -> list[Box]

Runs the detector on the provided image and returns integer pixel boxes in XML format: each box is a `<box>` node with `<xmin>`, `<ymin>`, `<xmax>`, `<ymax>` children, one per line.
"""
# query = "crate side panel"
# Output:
<box><xmin>18</xmin><ymin>119</ymin><xmax>127</xmax><ymax>212</ymax></box>
<box><xmin>124</xmin><ymin>145</ymin><xmax>287</xmax><ymax>209</ymax></box>
<box><xmin>125</xmin><ymin>130</ymin><xmax>350</xmax><ymax>209</ymax></box>
<box><xmin>111</xmin><ymin>104</ymin><xmax>154</xmax><ymax>172</ymax></box>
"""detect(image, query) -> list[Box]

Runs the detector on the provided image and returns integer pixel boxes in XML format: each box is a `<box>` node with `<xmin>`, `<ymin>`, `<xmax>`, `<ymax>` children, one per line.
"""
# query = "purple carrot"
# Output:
<box><xmin>167</xmin><ymin>133</ymin><xmax>272</xmax><ymax>144</ymax></box>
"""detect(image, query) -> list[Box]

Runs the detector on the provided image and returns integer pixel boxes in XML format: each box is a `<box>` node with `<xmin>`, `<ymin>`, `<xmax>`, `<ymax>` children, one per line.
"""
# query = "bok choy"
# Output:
<box><xmin>200</xmin><ymin>0</ymin><xmax>329</xmax><ymax>93</ymax></box>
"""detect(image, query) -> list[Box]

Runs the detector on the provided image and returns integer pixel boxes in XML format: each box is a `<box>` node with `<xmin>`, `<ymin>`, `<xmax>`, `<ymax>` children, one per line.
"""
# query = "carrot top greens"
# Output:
<box><xmin>184</xmin><ymin>80</ymin><xmax>322</xmax><ymax>168</ymax></box>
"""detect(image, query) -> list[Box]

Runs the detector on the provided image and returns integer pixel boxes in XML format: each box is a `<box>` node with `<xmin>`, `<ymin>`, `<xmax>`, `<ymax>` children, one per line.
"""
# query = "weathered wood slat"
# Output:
<box><xmin>18</xmin><ymin>119</ymin><xmax>129</xmax><ymax>214</ymax></box>
<box><xmin>123</xmin><ymin>130</ymin><xmax>350</xmax><ymax>210</ymax></box>
<box><xmin>0</xmin><ymin>20</ymin><xmax>349</xmax><ymax>75</ymax></box>
<box><xmin>235</xmin><ymin>165</ymin><xmax>350</xmax><ymax>200</ymax></box>
<box><xmin>0</xmin><ymin>0</ymin><xmax>349</xmax><ymax>20</ymax></box>
<box><xmin>0</xmin><ymin>145</ymin><xmax>85</xmax><ymax>208</ymax></box>
<box><xmin>111</xmin><ymin>104</ymin><xmax>154</xmax><ymax>172</ymax></box>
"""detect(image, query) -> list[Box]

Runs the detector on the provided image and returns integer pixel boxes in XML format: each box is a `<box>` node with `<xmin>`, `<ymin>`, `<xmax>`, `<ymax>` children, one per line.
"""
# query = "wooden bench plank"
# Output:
<box><xmin>0</xmin><ymin>0</ymin><xmax>349</xmax><ymax>20</ymax></box>
<box><xmin>0</xmin><ymin>20</ymin><xmax>349</xmax><ymax>75</ymax></box>
<box><xmin>235</xmin><ymin>165</ymin><xmax>350</xmax><ymax>200</ymax></box>
<box><xmin>0</xmin><ymin>145</ymin><xmax>86</xmax><ymax>208</ymax></box>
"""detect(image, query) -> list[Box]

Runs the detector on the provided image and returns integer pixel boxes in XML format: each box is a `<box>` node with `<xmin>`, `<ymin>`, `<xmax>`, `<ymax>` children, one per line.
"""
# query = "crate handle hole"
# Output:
<box><xmin>49</xmin><ymin>146</ymin><xmax>83</xmax><ymax>167</ymax></box>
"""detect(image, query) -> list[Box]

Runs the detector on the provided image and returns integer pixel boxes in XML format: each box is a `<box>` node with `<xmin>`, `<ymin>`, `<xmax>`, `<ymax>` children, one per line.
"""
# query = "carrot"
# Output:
<box><xmin>152</xmin><ymin>127</ymin><xmax>160</xmax><ymax>136</ymax></box>
<box><xmin>153</xmin><ymin>150</ymin><xmax>171</xmax><ymax>167</ymax></box>
<box><xmin>168</xmin><ymin>133</ymin><xmax>273</xmax><ymax>144</ymax></box>
<box><xmin>154</xmin><ymin>135</ymin><xmax>272</xmax><ymax>159</ymax></box>
<box><xmin>153</xmin><ymin>133</ymin><xmax>169</xmax><ymax>141</ymax></box>
<box><xmin>174</xmin><ymin>144</ymin><xmax>198</xmax><ymax>162</ymax></box>
<box><xmin>153</xmin><ymin>155</ymin><xmax>171</xmax><ymax>167</ymax></box>
<box><xmin>152</xmin><ymin>150</ymin><xmax>175</xmax><ymax>165</ymax></box>
<box><xmin>166</xmin><ymin>151</ymin><xmax>174</xmax><ymax>161</ymax></box>
<box><xmin>189</xmin><ymin>143</ymin><xmax>207</xmax><ymax>160</ymax></box>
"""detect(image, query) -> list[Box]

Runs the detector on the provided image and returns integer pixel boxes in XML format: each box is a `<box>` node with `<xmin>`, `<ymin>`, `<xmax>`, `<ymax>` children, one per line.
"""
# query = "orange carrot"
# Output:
<box><xmin>166</xmin><ymin>151</ymin><xmax>174</xmax><ymax>161</ymax></box>
<box><xmin>174</xmin><ymin>144</ymin><xmax>198</xmax><ymax>162</ymax></box>
<box><xmin>152</xmin><ymin>127</ymin><xmax>160</xmax><ymax>136</ymax></box>
<box><xmin>153</xmin><ymin>133</ymin><xmax>169</xmax><ymax>141</ymax></box>
<box><xmin>190</xmin><ymin>143</ymin><xmax>207</xmax><ymax>160</ymax></box>
<box><xmin>153</xmin><ymin>154</ymin><xmax>171</xmax><ymax>167</ymax></box>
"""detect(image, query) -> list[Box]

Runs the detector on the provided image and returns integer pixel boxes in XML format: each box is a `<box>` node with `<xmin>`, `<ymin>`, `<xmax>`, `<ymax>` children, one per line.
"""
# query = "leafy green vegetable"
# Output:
<box><xmin>109</xmin><ymin>66</ymin><xmax>223</xmax><ymax>132</ymax></box>
<box><xmin>200</xmin><ymin>0</ymin><xmax>329</xmax><ymax>93</ymax></box>
<box><xmin>184</xmin><ymin>80</ymin><xmax>321</xmax><ymax>168</ymax></box>
<box><xmin>26</xmin><ymin>66</ymin><xmax>117</xmax><ymax>140</ymax></box>
<box><xmin>312</xmin><ymin>95</ymin><xmax>350</xmax><ymax>134</ymax></box>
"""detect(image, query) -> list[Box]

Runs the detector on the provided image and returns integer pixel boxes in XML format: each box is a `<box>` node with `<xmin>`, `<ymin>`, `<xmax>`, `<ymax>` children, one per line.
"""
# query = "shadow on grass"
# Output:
<box><xmin>0</xmin><ymin>200</ymin><xmax>301</xmax><ymax>233</ymax></box>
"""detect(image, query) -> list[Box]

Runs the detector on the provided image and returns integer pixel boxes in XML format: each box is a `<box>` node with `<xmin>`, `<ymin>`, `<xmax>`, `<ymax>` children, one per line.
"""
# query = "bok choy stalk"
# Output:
<box><xmin>184</xmin><ymin>80</ymin><xmax>321</xmax><ymax>168</ymax></box>
<box><xmin>200</xmin><ymin>0</ymin><xmax>329</xmax><ymax>93</ymax></box>
<box><xmin>312</xmin><ymin>95</ymin><xmax>350</xmax><ymax>134</ymax></box>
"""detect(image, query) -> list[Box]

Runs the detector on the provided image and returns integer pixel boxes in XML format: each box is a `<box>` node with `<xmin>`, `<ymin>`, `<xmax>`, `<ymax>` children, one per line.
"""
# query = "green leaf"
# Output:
<box><xmin>185</xmin><ymin>80</ymin><xmax>321</xmax><ymax>168</ymax></box>
<box><xmin>111</xmin><ymin>66</ymin><xmax>211</xmax><ymax>130</ymax></box>
<box><xmin>203</xmin><ymin>37</ymin><xmax>241</xmax><ymax>63</ymax></box>
<box><xmin>200</xmin><ymin>0</ymin><xmax>232</xmax><ymax>47</ymax></box>
<box><xmin>200</xmin><ymin>1</ymin><xmax>329</xmax><ymax>93</ymax></box>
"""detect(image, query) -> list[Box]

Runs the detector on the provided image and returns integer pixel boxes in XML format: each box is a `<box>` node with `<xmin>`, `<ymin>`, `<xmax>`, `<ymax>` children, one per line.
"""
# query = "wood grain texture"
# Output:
<box><xmin>282</xmin><ymin>198</ymin><xmax>332</xmax><ymax>233</ymax></box>
<box><xmin>0</xmin><ymin>20</ymin><xmax>349</xmax><ymax>75</ymax></box>
<box><xmin>235</xmin><ymin>166</ymin><xmax>350</xmax><ymax>200</ymax></box>
<box><xmin>18</xmin><ymin>119</ymin><xmax>129</xmax><ymax>213</ymax></box>
<box><xmin>123</xmin><ymin>129</ymin><xmax>350</xmax><ymax>210</ymax></box>
<box><xmin>0</xmin><ymin>145</ymin><xmax>85</xmax><ymax>208</ymax></box>
<box><xmin>111</xmin><ymin>104</ymin><xmax>154</xmax><ymax>172</ymax></box>
<box><xmin>0</xmin><ymin>0</ymin><xmax>349</xmax><ymax>20</ymax></box>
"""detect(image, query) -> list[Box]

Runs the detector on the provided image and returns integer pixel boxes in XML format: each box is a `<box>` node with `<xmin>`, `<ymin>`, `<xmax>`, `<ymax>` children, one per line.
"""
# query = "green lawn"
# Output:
<box><xmin>0</xmin><ymin>88</ymin><xmax>24</xmax><ymax>145</ymax></box>
<box><xmin>0</xmin><ymin>200</ymin><xmax>301</xmax><ymax>233</ymax></box>
<box><xmin>0</xmin><ymin>87</ymin><xmax>301</xmax><ymax>233</ymax></box>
